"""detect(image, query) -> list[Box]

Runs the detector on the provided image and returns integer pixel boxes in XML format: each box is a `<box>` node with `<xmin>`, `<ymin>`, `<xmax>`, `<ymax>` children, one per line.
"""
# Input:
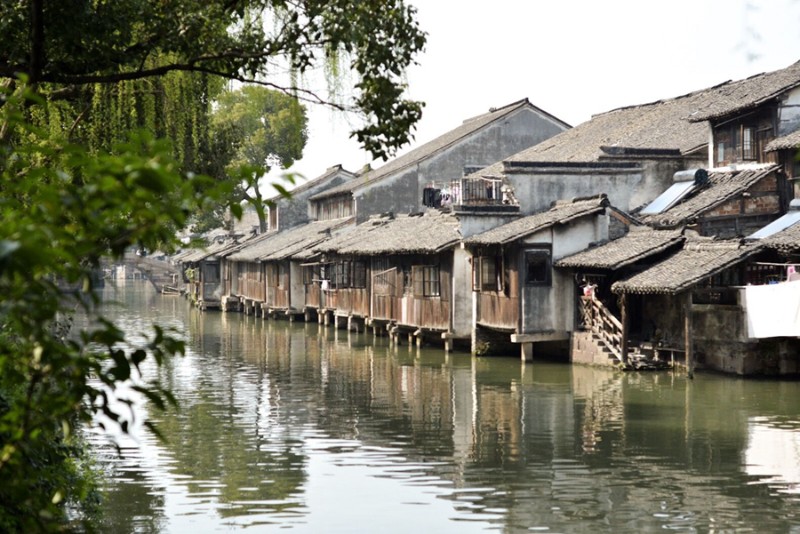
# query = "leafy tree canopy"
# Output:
<box><xmin>0</xmin><ymin>2</ymin><xmax>426</xmax><ymax>529</ymax></box>
<box><xmin>0</xmin><ymin>82</ymin><xmax>238</xmax><ymax>530</ymax></box>
<box><xmin>1</xmin><ymin>0</ymin><xmax>427</xmax><ymax>160</ymax></box>
<box><xmin>201</xmin><ymin>85</ymin><xmax>309</xmax><ymax>233</ymax></box>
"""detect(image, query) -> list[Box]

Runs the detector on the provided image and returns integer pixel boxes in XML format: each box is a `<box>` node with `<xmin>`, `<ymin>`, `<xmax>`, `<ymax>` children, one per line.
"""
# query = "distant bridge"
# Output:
<box><xmin>119</xmin><ymin>252</ymin><xmax>182</xmax><ymax>293</ymax></box>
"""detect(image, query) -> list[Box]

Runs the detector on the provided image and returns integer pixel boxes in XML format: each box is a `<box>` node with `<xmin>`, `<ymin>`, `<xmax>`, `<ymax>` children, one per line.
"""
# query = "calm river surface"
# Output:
<box><xmin>88</xmin><ymin>281</ymin><xmax>800</xmax><ymax>533</ymax></box>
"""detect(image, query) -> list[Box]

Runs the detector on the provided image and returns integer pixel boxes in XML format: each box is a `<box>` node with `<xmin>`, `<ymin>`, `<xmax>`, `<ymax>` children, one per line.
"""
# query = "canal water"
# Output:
<box><xmin>87</xmin><ymin>281</ymin><xmax>800</xmax><ymax>533</ymax></box>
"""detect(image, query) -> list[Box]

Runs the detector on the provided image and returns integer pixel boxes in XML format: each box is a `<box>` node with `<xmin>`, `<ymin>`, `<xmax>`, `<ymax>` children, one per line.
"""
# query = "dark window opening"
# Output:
<box><xmin>525</xmin><ymin>248</ymin><xmax>551</xmax><ymax>286</ymax></box>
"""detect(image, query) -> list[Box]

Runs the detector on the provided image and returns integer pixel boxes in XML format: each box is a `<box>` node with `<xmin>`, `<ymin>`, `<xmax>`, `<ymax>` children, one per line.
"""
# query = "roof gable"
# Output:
<box><xmin>310</xmin><ymin>98</ymin><xmax>567</xmax><ymax>201</ymax></box>
<box><xmin>268</xmin><ymin>164</ymin><xmax>355</xmax><ymax>203</ymax></box>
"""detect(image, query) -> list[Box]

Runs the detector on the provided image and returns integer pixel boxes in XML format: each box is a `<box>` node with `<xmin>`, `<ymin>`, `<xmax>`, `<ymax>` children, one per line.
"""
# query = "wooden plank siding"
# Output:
<box><xmin>302</xmin><ymin>264</ymin><xmax>323</xmax><ymax>309</ymax></box>
<box><xmin>371</xmin><ymin>267</ymin><xmax>400</xmax><ymax>320</ymax></box>
<box><xmin>266</xmin><ymin>262</ymin><xmax>290</xmax><ymax>309</ymax></box>
<box><xmin>369</xmin><ymin>253</ymin><xmax>453</xmax><ymax>331</ymax></box>
<box><xmin>325</xmin><ymin>288</ymin><xmax>370</xmax><ymax>316</ymax></box>
<box><xmin>399</xmin><ymin>294</ymin><xmax>451</xmax><ymax>330</ymax></box>
<box><xmin>237</xmin><ymin>261</ymin><xmax>265</xmax><ymax>301</ymax></box>
<box><xmin>712</xmin><ymin>108</ymin><xmax>777</xmax><ymax>167</ymax></box>
<box><xmin>476</xmin><ymin>293</ymin><xmax>519</xmax><ymax>330</ymax></box>
<box><xmin>200</xmin><ymin>261</ymin><xmax>221</xmax><ymax>302</ymax></box>
<box><xmin>474</xmin><ymin>248</ymin><xmax>520</xmax><ymax>331</ymax></box>
<box><xmin>312</xmin><ymin>195</ymin><xmax>354</xmax><ymax>221</ymax></box>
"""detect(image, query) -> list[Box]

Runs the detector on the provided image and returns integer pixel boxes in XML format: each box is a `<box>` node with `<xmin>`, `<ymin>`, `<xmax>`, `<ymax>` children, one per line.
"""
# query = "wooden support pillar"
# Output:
<box><xmin>684</xmin><ymin>291</ymin><xmax>694</xmax><ymax>379</ymax></box>
<box><xmin>443</xmin><ymin>336</ymin><xmax>453</xmax><ymax>352</ymax></box>
<box><xmin>620</xmin><ymin>293</ymin><xmax>629</xmax><ymax>366</ymax></box>
<box><xmin>521</xmin><ymin>342</ymin><xmax>533</xmax><ymax>362</ymax></box>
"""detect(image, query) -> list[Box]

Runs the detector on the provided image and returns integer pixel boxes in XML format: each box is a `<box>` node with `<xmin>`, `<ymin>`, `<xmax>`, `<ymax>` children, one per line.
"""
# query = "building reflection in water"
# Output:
<box><xmin>90</xmin><ymin>283</ymin><xmax>800</xmax><ymax>533</ymax></box>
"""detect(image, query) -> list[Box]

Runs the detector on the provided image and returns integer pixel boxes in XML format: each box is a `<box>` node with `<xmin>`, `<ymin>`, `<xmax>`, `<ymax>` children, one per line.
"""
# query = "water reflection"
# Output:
<box><xmin>89</xmin><ymin>282</ymin><xmax>800</xmax><ymax>533</ymax></box>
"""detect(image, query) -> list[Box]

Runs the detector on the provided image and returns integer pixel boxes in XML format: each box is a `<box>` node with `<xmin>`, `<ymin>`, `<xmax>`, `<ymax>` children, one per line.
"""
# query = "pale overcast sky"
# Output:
<box><xmin>274</xmin><ymin>0</ymin><xmax>800</xmax><ymax>184</ymax></box>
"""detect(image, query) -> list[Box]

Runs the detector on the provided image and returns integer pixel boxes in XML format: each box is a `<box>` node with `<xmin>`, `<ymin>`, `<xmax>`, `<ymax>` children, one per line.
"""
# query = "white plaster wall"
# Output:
<box><xmin>507</xmin><ymin>158</ymin><xmax>686</xmax><ymax>215</ymax></box>
<box><xmin>352</xmin><ymin>105</ymin><xmax>569</xmax><ymax>223</ymax></box>
<box><xmin>457</xmin><ymin>212</ymin><xmax>521</xmax><ymax>239</ymax></box>
<box><xmin>518</xmin><ymin>214</ymin><xmax>607</xmax><ymax>334</ymax></box>
<box><xmin>451</xmin><ymin>247</ymin><xmax>473</xmax><ymax>338</ymax></box>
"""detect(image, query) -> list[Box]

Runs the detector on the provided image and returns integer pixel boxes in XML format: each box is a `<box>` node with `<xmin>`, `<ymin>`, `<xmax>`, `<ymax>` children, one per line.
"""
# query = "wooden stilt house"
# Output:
<box><xmin>223</xmin><ymin>218</ymin><xmax>352</xmax><ymax>317</ymax></box>
<box><xmin>610</xmin><ymin>238</ymin><xmax>776</xmax><ymax>374</ymax></box>
<box><xmin>462</xmin><ymin>195</ymin><xmax>610</xmax><ymax>360</ymax></box>
<box><xmin>554</xmin><ymin>225</ymin><xmax>686</xmax><ymax>367</ymax></box>
<box><xmin>307</xmin><ymin>211</ymin><xmax>463</xmax><ymax>343</ymax></box>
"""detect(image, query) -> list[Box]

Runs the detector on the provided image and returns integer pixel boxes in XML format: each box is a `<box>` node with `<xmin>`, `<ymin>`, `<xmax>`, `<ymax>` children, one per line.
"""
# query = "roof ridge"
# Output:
<box><xmin>462</xmin><ymin>98</ymin><xmax>530</xmax><ymax>123</ymax></box>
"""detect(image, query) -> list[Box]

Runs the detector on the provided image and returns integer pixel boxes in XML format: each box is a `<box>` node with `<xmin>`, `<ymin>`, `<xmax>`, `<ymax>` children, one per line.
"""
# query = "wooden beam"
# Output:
<box><xmin>620</xmin><ymin>293</ymin><xmax>629</xmax><ymax>366</ymax></box>
<box><xmin>684</xmin><ymin>291</ymin><xmax>694</xmax><ymax>379</ymax></box>
<box><xmin>510</xmin><ymin>331</ymin><xmax>569</xmax><ymax>343</ymax></box>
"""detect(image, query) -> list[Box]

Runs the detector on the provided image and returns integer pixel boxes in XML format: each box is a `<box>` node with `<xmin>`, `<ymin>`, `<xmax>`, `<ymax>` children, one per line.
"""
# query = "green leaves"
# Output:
<box><xmin>0</xmin><ymin>82</ymin><xmax>221</xmax><ymax>531</ymax></box>
<box><xmin>0</xmin><ymin>1</ymin><xmax>428</xmax><ymax>527</ymax></box>
<box><xmin>1</xmin><ymin>0</ymin><xmax>426</xmax><ymax>161</ymax></box>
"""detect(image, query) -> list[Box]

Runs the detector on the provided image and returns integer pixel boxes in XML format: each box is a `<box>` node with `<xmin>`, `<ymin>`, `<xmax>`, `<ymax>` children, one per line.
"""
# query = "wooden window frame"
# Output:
<box><xmin>352</xmin><ymin>260</ymin><xmax>367</xmax><ymax>289</ymax></box>
<box><xmin>472</xmin><ymin>256</ymin><xmax>501</xmax><ymax>292</ymax></box>
<box><xmin>741</xmin><ymin>126</ymin><xmax>754</xmax><ymax>160</ymax></box>
<box><xmin>413</xmin><ymin>265</ymin><xmax>440</xmax><ymax>297</ymax></box>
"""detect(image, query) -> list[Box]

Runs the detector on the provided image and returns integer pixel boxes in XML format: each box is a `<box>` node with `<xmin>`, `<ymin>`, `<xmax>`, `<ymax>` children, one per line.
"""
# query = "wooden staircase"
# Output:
<box><xmin>579</xmin><ymin>296</ymin><xmax>670</xmax><ymax>371</ymax></box>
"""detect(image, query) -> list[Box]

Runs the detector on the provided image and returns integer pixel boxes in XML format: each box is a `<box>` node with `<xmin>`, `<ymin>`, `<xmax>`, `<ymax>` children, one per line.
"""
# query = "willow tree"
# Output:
<box><xmin>0</xmin><ymin>1</ymin><xmax>425</xmax><ymax>530</ymax></box>
<box><xmin>1</xmin><ymin>0</ymin><xmax>426</xmax><ymax>160</ymax></box>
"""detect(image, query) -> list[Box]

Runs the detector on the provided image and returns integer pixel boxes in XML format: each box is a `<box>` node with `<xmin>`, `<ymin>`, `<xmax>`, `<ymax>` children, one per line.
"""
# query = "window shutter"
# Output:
<box><xmin>412</xmin><ymin>265</ymin><xmax>423</xmax><ymax>297</ymax></box>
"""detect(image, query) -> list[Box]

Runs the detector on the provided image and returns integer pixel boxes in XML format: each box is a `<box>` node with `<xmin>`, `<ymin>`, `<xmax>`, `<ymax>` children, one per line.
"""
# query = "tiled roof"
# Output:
<box><xmin>175</xmin><ymin>237</ymin><xmax>246</xmax><ymax>263</ymax></box>
<box><xmin>463</xmin><ymin>195</ymin><xmax>609</xmax><ymax>246</ymax></box>
<box><xmin>762</xmin><ymin>222</ymin><xmax>800</xmax><ymax>253</ymax></box>
<box><xmin>640</xmin><ymin>165</ymin><xmax>779</xmax><ymax>228</ymax></box>
<box><xmin>314</xmin><ymin>210</ymin><xmax>462</xmax><ymax>256</ymax></box>
<box><xmin>503</xmin><ymin>95</ymin><xmax>712</xmax><ymax>165</ymax></box>
<box><xmin>555</xmin><ymin>226</ymin><xmax>685</xmax><ymax>270</ymax></box>
<box><xmin>688</xmin><ymin>60</ymin><xmax>800</xmax><ymax>122</ymax></box>
<box><xmin>612</xmin><ymin>238</ymin><xmax>762</xmax><ymax>295</ymax></box>
<box><xmin>310</xmin><ymin>99</ymin><xmax>567</xmax><ymax>200</ymax></box>
<box><xmin>501</xmin><ymin>60</ymin><xmax>800</xmax><ymax>166</ymax></box>
<box><xmin>227</xmin><ymin>218</ymin><xmax>352</xmax><ymax>262</ymax></box>
<box><xmin>766</xmin><ymin>129</ymin><xmax>800</xmax><ymax>152</ymax></box>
